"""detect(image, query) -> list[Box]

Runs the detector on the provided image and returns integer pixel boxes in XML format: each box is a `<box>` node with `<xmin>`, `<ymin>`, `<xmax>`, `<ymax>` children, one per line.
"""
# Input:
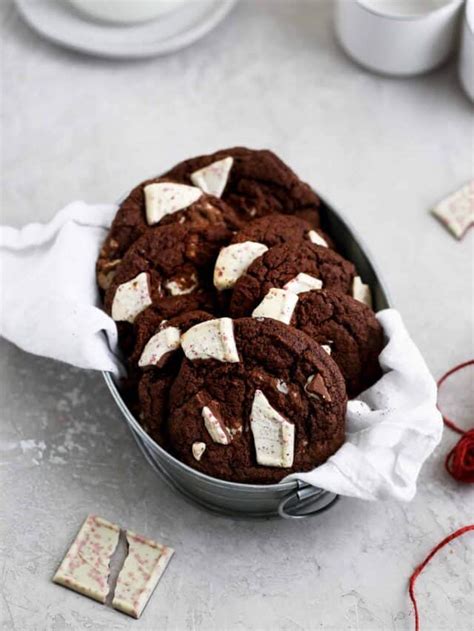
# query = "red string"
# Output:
<box><xmin>409</xmin><ymin>525</ymin><xmax>474</xmax><ymax>631</ymax></box>
<box><xmin>437</xmin><ymin>360</ymin><xmax>474</xmax><ymax>483</ymax></box>
<box><xmin>408</xmin><ymin>361</ymin><xmax>474</xmax><ymax>631</ymax></box>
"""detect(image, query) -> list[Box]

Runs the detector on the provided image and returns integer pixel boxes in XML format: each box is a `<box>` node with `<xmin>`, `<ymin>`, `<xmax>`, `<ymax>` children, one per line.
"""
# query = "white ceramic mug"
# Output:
<box><xmin>68</xmin><ymin>0</ymin><xmax>187</xmax><ymax>25</ymax></box>
<box><xmin>459</xmin><ymin>0</ymin><xmax>474</xmax><ymax>101</ymax></box>
<box><xmin>335</xmin><ymin>0</ymin><xmax>465</xmax><ymax>76</ymax></box>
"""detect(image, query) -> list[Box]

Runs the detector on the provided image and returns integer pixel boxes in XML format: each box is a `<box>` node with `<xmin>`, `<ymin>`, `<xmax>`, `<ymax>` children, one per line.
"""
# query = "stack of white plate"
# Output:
<box><xmin>15</xmin><ymin>0</ymin><xmax>237</xmax><ymax>59</ymax></box>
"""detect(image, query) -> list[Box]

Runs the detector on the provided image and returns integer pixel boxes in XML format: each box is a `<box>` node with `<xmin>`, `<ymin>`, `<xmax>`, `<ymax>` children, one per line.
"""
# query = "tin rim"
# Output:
<box><xmin>103</xmin><ymin>371</ymin><xmax>297</xmax><ymax>493</ymax></box>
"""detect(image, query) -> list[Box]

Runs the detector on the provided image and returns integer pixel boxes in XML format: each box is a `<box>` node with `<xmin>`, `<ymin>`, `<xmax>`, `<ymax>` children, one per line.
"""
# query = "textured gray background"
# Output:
<box><xmin>1</xmin><ymin>1</ymin><xmax>473</xmax><ymax>630</ymax></box>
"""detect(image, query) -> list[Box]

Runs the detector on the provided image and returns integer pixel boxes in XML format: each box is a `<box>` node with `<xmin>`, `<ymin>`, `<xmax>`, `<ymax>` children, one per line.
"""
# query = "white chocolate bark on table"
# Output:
<box><xmin>431</xmin><ymin>181</ymin><xmax>474</xmax><ymax>239</ymax></box>
<box><xmin>53</xmin><ymin>515</ymin><xmax>120</xmax><ymax>604</ymax></box>
<box><xmin>112</xmin><ymin>531</ymin><xmax>174</xmax><ymax>619</ymax></box>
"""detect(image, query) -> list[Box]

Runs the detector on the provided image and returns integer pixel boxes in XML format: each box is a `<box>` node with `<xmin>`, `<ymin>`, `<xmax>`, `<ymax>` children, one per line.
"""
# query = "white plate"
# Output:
<box><xmin>15</xmin><ymin>0</ymin><xmax>237</xmax><ymax>59</ymax></box>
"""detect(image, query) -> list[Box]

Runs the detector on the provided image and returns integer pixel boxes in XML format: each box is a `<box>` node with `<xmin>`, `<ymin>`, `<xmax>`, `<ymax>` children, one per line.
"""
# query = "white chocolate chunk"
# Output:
<box><xmin>352</xmin><ymin>276</ymin><xmax>372</xmax><ymax>308</ymax></box>
<box><xmin>252</xmin><ymin>288</ymin><xmax>298</xmax><ymax>325</ymax></box>
<box><xmin>283</xmin><ymin>272</ymin><xmax>323</xmax><ymax>295</ymax></box>
<box><xmin>138</xmin><ymin>326</ymin><xmax>181</xmax><ymax>368</ymax></box>
<box><xmin>308</xmin><ymin>230</ymin><xmax>328</xmax><ymax>247</ymax></box>
<box><xmin>190</xmin><ymin>157</ymin><xmax>234</xmax><ymax>198</ymax></box>
<box><xmin>111</xmin><ymin>272</ymin><xmax>152</xmax><ymax>323</ymax></box>
<box><xmin>250</xmin><ymin>390</ymin><xmax>294</xmax><ymax>468</ymax></box>
<box><xmin>164</xmin><ymin>275</ymin><xmax>198</xmax><ymax>296</ymax></box>
<box><xmin>192</xmin><ymin>442</ymin><xmax>206</xmax><ymax>461</ymax></box>
<box><xmin>321</xmin><ymin>344</ymin><xmax>332</xmax><ymax>355</ymax></box>
<box><xmin>276</xmin><ymin>379</ymin><xmax>289</xmax><ymax>394</ymax></box>
<box><xmin>112</xmin><ymin>530</ymin><xmax>174</xmax><ymax>619</ymax></box>
<box><xmin>181</xmin><ymin>318</ymin><xmax>239</xmax><ymax>363</ymax></box>
<box><xmin>53</xmin><ymin>515</ymin><xmax>120</xmax><ymax>604</ymax></box>
<box><xmin>202</xmin><ymin>406</ymin><xmax>231</xmax><ymax>445</ymax></box>
<box><xmin>431</xmin><ymin>181</ymin><xmax>474</xmax><ymax>239</ymax></box>
<box><xmin>214</xmin><ymin>241</ymin><xmax>268</xmax><ymax>290</ymax></box>
<box><xmin>144</xmin><ymin>182</ymin><xmax>202</xmax><ymax>225</ymax></box>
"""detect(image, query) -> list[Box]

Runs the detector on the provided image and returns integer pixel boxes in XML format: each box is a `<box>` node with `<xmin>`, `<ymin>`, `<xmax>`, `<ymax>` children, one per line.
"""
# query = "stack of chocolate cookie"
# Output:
<box><xmin>98</xmin><ymin>148</ymin><xmax>384</xmax><ymax>484</ymax></box>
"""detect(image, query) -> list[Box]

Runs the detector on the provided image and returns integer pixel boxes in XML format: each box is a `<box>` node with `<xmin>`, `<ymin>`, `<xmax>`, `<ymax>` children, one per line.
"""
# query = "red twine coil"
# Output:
<box><xmin>437</xmin><ymin>359</ymin><xmax>474</xmax><ymax>483</ymax></box>
<box><xmin>445</xmin><ymin>429</ymin><xmax>474</xmax><ymax>483</ymax></box>
<box><xmin>408</xmin><ymin>360</ymin><xmax>474</xmax><ymax>631</ymax></box>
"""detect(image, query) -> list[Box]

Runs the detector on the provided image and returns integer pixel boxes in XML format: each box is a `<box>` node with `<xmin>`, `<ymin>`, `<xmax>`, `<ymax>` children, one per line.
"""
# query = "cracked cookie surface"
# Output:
<box><xmin>229</xmin><ymin>241</ymin><xmax>356</xmax><ymax>318</ymax></box>
<box><xmin>97</xmin><ymin>181</ymin><xmax>241</xmax><ymax>290</ymax></box>
<box><xmin>289</xmin><ymin>290</ymin><xmax>383</xmax><ymax>397</ymax></box>
<box><xmin>163</xmin><ymin>147</ymin><xmax>322</xmax><ymax>227</ymax></box>
<box><xmin>231</xmin><ymin>214</ymin><xmax>333</xmax><ymax>249</ymax></box>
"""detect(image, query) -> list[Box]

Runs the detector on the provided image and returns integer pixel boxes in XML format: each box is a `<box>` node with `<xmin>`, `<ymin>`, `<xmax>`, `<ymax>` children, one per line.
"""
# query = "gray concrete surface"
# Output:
<box><xmin>1</xmin><ymin>1</ymin><xmax>473</xmax><ymax>629</ymax></box>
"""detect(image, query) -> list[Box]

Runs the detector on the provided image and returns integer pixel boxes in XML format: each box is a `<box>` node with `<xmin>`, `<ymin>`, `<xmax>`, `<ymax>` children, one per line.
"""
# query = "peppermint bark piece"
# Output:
<box><xmin>112</xmin><ymin>531</ymin><xmax>174</xmax><ymax>619</ymax></box>
<box><xmin>252</xmin><ymin>288</ymin><xmax>298</xmax><ymax>325</ymax></box>
<box><xmin>181</xmin><ymin>318</ymin><xmax>239</xmax><ymax>363</ymax></box>
<box><xmin>214</xmin><ymin>241</ymin><xmax>268</xmax><ymax>290</ymax></box>
<box><xmin>53</xmin><ymin>515</ymin><xmax>120</xmax><ymax>604</ymax></box>
<box><xmin>111</xmin><ymin>272</ymin><xmax>152</xmax><ymax>323</ymax></box>
<box><xmin>250</xmin><ymin>389</ymin><xmax>294</xmax><ymax>467</ymax></box>
<box><xmin>352</xmin><ymin>276</ymin><xmax>372</xmax><ymax>308</ymax></box>
<box><xmin>138</xmin><ymin>326</ymin><xmax>181</xmax><ymax>368</ymax></box>
<box><xmin>431</xmin><ymin>181</ymin><xmax>474</xmax><ymax>239</ymax></box>
<box><xmin>144</xmin><ymin>182</ymin><xmax>202</xmax><ymax>225</ymax></box>
<box><xmin>190</xmin><ymin>157</ymin><xmax>234</xmax><ymax>198</ymax></box>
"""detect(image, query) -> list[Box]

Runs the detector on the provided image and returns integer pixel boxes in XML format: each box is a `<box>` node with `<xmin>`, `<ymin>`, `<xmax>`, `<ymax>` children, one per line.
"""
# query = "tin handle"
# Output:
<box><xmin>278</xmin><ymin>483</ymin><xmax>339</xmax><ymax>519</ymax></box>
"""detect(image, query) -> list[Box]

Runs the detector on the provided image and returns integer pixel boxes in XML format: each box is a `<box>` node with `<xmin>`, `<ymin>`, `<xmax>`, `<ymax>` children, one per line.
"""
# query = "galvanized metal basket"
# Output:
<box><xmin>103</xmin><ymin>196</ymin><xmax>391</xmax><ymax>519</ymax></box>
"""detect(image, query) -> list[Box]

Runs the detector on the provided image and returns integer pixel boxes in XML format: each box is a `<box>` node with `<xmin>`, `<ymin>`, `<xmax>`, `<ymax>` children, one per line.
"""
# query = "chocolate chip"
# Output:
<box><xmin>305</xmin><ymin>373</ymin><xmax>331</xmax><ymax>402</ymax></box>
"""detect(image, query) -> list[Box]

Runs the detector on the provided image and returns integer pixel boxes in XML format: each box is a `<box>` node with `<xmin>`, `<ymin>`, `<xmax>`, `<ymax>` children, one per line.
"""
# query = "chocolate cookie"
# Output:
<box><xmin>137</xmin><ymin>310</ymin><xmax>213</xmax><ymax>447</ymax></box>
<box><xmin>212</xmin><ymin>215</ymin><xmax>334</xmax><ymax>293</ymax></box>
<box><xmin>229</xmin><ymin>242</ymin><xmax>356</xmax><ymax>318</ymax></box>
<box><xmin>162</xmin><ymin>147</ymin><xmax>322</xmax><ymax>227</ymax></box>
<box><xmin>104</xmin><ymin>221</ymin><xmax>230</xmax><ymax>326</ymax></box>
<box><xmin>97</xmin><ymin>180</ymin><xmax>241</xmax><ymax>290</ymax></box>
<box><xmin>231</xmin><ymin>214</ymin><xmax>333</xmax><ymax>249</ymax></box>
<box><xmin>167</xmin><ymin>317</ymin><xmax>347</xmax><ymax>484</ymax></box>
<box><xmin>252</xmin><ymin>288</ymin><xmax>383</xmax><ymax>397</ymax></box>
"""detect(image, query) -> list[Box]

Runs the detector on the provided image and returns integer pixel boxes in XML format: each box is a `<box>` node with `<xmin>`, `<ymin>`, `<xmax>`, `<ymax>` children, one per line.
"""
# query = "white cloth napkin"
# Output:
<box><xmin>0</xmin><ymin>202</ymin><xmax>443</xmax><ymax>501</ymax></box>
<box><xmin>285</xmin><ymin>309</ymin><xmax>444</xmax><ymax>500</ymax></box>
<box><xmin>0</xmin><ymin>201</ymin><xmax>123</xmax><ymax>376</ymax></box>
